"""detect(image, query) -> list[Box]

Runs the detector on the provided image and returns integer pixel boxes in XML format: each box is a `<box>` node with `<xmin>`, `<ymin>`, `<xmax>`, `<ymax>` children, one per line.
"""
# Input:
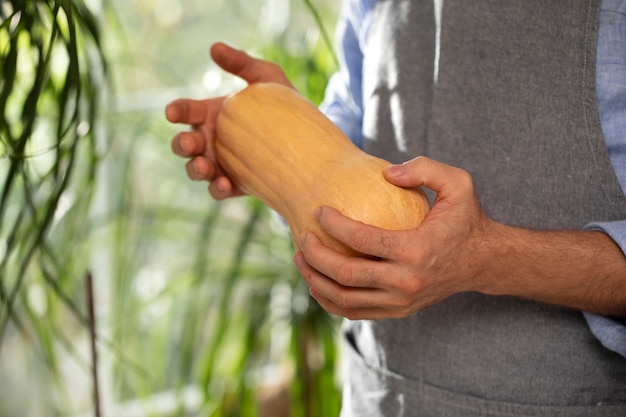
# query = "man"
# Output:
<box><xmin>166</xmin><ymin>0</ymin><xmax>626</xmax><ymax>414</ymax></box>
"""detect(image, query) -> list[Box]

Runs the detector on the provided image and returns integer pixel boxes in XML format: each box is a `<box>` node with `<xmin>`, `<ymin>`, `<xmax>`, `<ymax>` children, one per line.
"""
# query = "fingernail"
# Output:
<box><xmin>385</xmin><ymin>164</ymin><xmax>404</xmax><ymax>177</ymax></box>
<box><xmin>165</xmin><ymin>103</ymin><xmax>178</xmax><ymax>121</ymax></box>
<box><xmin>179</xmin><ymin>135</ymin><xmax>194</xmax><ymax>153</ymax></box>
<box><xmin>215</xmin><ymin>178</ymin><xmax>226</xmax><ymax>194</ymax></box>
<box><xmin>314</xmin><ymin>206</ymin><xmax>323</xmax><ymax>220</ymax></box>
<box><xmin>293</xmin><ymin>253</ymin><xmax>304</xmax><ymax>269</ymax></box>
<box><xmin>190</xmin><ymin>159</ymin><xmax>200</xmax><ymax>177</ymax></box>
<box><xmin>300</xmin><ymin>232</ymin><xmax>308</xmax><ymax>247</ymax></box>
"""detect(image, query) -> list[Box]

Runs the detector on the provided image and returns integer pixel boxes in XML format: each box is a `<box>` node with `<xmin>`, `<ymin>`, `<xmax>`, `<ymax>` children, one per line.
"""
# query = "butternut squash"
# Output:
<box><xmin>215</xmin><ymin>82</ymin><xmax>429</xmax><ymax>256</ymax></box>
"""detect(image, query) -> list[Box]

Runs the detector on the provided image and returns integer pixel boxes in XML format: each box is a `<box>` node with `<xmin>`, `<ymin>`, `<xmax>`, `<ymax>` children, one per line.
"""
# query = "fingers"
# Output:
<box><xmin>208</xmin><ymin>176</ymin><xmax>244</xmax><ymax>200</ymax></box>
<box><xmin>293</xmin><ymin>250</ymin><xmax>398</xmax><ymax>320</ymax></box>
<box><xmin>294</xmin><ymin>245</ymin><xmax>421</xmax><ymax>320</ymax></box>
<box><xmin>182</xmin><ymin>158</ymin><xmax>243</xmax><ymax>198</ymax></box>
<box><xmin>298</xmin><ymin>225</ymin><xmax>420</xmax><ymax>292</ymax></box>
<box><xmin>171</xmin><ymin>130</ymin><xmax>207</xmax><ymax>157</ymax></box>
<box><xmin>173</xmin><ymin>130</ymin><xmax>218</xmax><ymax>182</ymax></box>
<box><xmin>184</xmin><ymin>157</ymin><xmax>216</xmax><ymax>181</ymax></box>
<box><xmin>299</xmin><ymin>231</ymin><xmax>384</xmax><ymax>288</ymax></box>
<box><xmin>166</xmin><ymin>42</ymin><xmax>291</xmax><ymax>203</ymax></box>
<box><xmin>165</xmin><ymin>97</ymin><xmax>220</xmax><ymax>126</ymax></box>
<box><xmin>210</xmin><ymin>42</ymin><xmax>293</xmax><ymax>87</ymax></box>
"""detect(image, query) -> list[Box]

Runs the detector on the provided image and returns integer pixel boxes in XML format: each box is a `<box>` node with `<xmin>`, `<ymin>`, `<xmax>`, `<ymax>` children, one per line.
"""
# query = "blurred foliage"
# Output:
<box><xmin>0</xmin><ymin>0</ymin><xmax>109</xmax><ymax>414</ymax></box>
<box><xmin>0</xmin><ymin>0</ymin><xmax>343</xmax><ymax>416</ymax></box>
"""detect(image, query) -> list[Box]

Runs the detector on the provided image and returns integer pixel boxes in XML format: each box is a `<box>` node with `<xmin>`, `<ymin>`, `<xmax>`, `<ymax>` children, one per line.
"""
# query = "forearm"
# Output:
<box><xmin>479</xmin><ymin>223</ymin><xmax>626</xmax><ymax>317</ymax></box>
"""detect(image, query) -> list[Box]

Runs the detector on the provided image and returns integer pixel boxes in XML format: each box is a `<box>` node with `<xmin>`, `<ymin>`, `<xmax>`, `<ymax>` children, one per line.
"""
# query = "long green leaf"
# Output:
<box><xmin>200</xmin><ymin>199</ymin><xmax>265</xmax><ymax>404</ymax></box>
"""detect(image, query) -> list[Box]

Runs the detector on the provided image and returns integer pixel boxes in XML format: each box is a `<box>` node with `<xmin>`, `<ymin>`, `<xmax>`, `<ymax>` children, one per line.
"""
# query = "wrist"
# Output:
<box><xmin>468</xmin><ymin>220</ymin><xmax>518</xmax><ymax>296</ymax></box>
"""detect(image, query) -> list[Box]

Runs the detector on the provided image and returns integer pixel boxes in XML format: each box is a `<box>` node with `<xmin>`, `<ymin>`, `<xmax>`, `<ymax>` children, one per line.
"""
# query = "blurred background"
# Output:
<box><xmin>0</xmin><ymin>0</ymin><xmax>342</xmax><ymax>416</ymax></box>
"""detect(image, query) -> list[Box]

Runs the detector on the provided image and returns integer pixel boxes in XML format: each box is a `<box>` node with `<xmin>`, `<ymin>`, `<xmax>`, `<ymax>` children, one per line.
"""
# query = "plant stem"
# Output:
<box><xmin>86</xmin><ymin>271</ymin><xmax>102</xmax><ymax>417</ymax></box>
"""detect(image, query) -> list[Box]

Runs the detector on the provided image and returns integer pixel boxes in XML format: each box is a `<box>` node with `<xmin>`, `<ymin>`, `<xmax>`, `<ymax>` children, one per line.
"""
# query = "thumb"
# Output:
<box><xmin>384</xmin><ymin>156</ymin><xmax>473</xmax><ymax>198</ymax></box>
<box><xmin>210</xmin><ymin>42</ymin><xmax>293</xmax><ymax>87</ymax></box>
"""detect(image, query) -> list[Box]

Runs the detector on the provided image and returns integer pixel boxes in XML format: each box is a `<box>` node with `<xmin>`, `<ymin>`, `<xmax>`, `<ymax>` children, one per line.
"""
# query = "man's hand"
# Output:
<box><xmin>294</xmin><ymin>157</ymin><xmax>496</xmax><ymax>320</ymax></box>
<box><xmin>165</xmin><ymin>42</ymin><xmax>294</xmax><ymax>200</ymax></box>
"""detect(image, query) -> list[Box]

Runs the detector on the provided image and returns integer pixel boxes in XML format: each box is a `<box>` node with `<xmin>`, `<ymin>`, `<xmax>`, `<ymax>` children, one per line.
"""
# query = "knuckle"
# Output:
<box><xmin>390</xmin><ymin>292</ymin><xmax>414</xmax><ymax>310</ymax></box>
<box><xmin>402</xmin><ymin>276</ymin><xmax>423</xmax><ymax>295</ymax></box>
<box><xmin>410</xmin><ymin>244</ymin><xmax>435</xmax><ymax>270</ymax></box>
<box><xmin>334</xmin><ymin>293</ymin><xmax>353</xmax><ymax>309</ymax></box>
<box><xmin>265</xmin><ymin>62</ymin><xmax>288</xmax><ymax>81</ymax></box>
<box><xmin>363</xmin><ymin>267</ymin><xmax>380</xmax><ymax>287</ymax></box>
<box><xmin>351</xmin><ymin>229</ymin><xmax>402</xmax><ymax>259</ymax></box>
<box><xmin>390</xmin><ymin>296</ymin><xmax>418</xmax><ymax>318</ymax></box>
<box><xmin>336</xmin><ymin>263</ymin><xmax>356</xmax><ymax>286</ymax></box>
<box><xmin>378</xmin><ymin>234</ymin><xmax>400</xmax><ymax>257</ymax></box>
<box><xmin>349</xmin><ymin>229</ymin><xmax>371</xmax><ymax>252</ymax></box>
<box><xmin>268</xmin><ymin>62</ymin><xmax>283</xmax><ymax>74</ymax></box>
<box><xmin>335</xmin><ymin>263</ymin><xmax>380</xmax><ymax>288</ymax></box>
<box><xmin>344</xmin><ymin>309</ymin><xmax>361</xmax><ymax>321</ymax></box>
<box><xmin>397</xmin><ymin>306</ymin><xmax>415</xmax><ymax>319</ymax></box>
<box><xmin>414</xmin><ymin>156</ymin><xmax>433</xmax><ymax>171</ymax></box>
<box><xmin>455</xmin><ymin>168</ymin><xmax>475</xmax><ymax>191</ymax></box>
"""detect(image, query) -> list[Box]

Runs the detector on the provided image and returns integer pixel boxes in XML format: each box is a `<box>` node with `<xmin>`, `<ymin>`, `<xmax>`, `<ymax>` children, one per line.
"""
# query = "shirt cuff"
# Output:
<box><xmin>582</xmin><ymin>220</ymin><xmax>626</xmax><ymax>358</ymax></box>
<box><xmin>585</xmin><ymin>219</ymin><xmax>626</xmax><ymax>256</ymax></box>
<box><xmin>583</xmin><ymin>312</ymin><xmax>626</xmax><ymax>357</ymax></box>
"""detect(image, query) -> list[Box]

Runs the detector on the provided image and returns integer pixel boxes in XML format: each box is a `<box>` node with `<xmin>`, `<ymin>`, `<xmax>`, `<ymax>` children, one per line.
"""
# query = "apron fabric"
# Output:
<box><xmin>341</xmin><ymin>0</ymin><xmax>626</xmax><ymax>415</ymax></box>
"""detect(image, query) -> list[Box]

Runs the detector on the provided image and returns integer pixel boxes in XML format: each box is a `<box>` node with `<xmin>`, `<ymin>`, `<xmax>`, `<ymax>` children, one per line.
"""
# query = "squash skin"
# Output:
<box><xmin>215</xmin><ymin>83</ymin><xmax>430</xmax><ymax>256</ymax></box>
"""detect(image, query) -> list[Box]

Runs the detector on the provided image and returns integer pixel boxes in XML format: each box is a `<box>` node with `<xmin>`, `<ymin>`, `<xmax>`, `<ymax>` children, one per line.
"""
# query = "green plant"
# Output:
<box><xmin>0</xmin><ymin>0</ymin><xmax>109</xmax><ymax>415</ymax></box>
<box><xmin>0</xmin><ymin>1</ymin><xmax>344</xmax><ymax>416</ymax></box>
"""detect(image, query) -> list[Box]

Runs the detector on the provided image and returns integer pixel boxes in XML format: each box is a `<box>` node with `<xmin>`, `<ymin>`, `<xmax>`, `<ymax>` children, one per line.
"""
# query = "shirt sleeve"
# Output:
<box><xmin>583</xmin><ymin>0</ymin><xmax>626</xmax><ymax>359</ymax></box>
<box><xmin>583</xmin><ymin>312</ymin><xmax>626</xmax><ymax>357</ymax></box>
<box><xmin>319</xmin><ymin>0</ymin><xmax>375</xmax><ymax>149</ymax></box>
<box><xmin>582</xmin><ymin>221</ymin><xmax>626</xmax><ymax>357</ymax></box>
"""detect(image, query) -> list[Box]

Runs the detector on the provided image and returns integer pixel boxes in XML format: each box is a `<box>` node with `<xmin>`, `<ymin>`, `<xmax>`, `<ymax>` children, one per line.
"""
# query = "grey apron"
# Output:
<box><xmin>341</xmin><ymin>0</ymin><xmax>626</xmax><ymax>415</ymax></box>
